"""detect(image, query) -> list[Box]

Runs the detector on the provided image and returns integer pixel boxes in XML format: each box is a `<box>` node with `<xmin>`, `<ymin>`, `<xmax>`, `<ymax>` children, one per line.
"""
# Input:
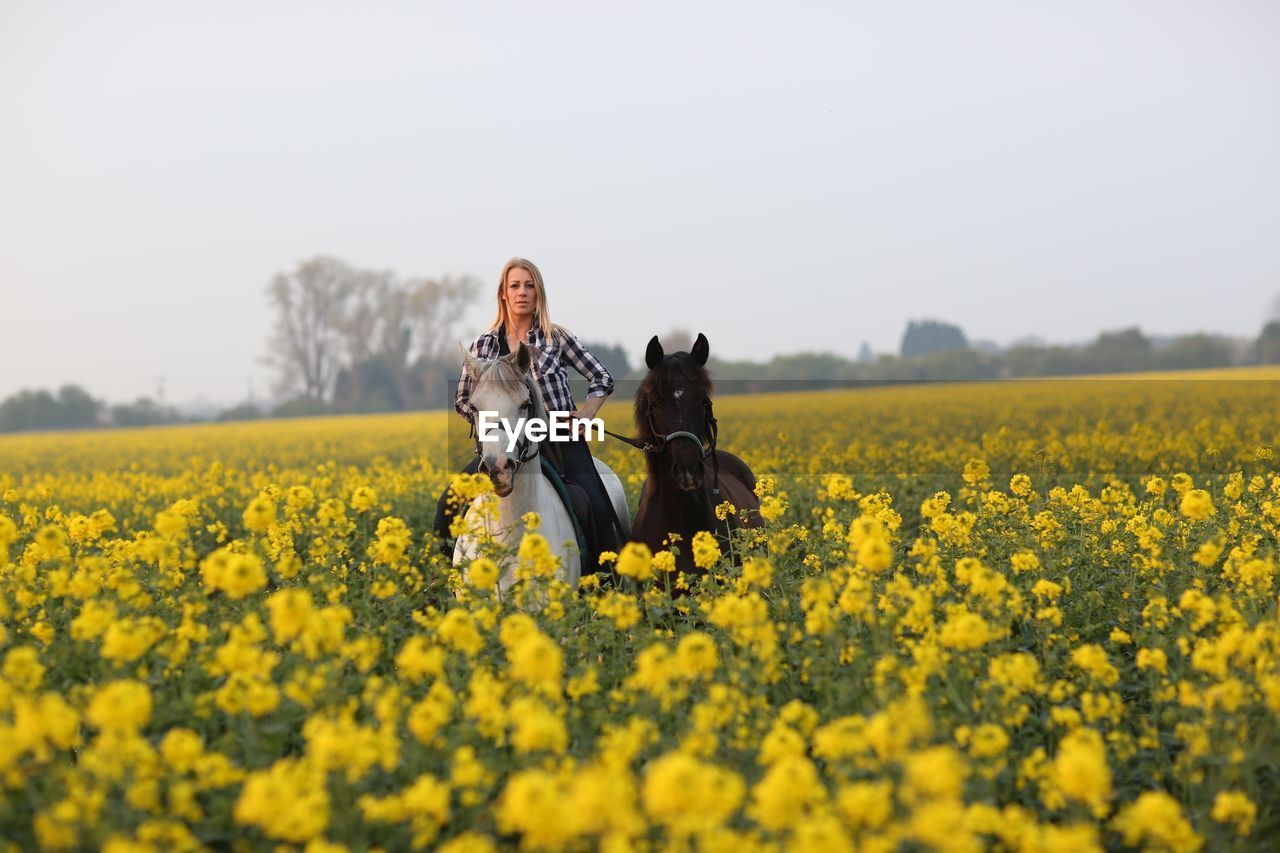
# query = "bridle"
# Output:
<box><xmin>605</xmin><ymin>393</ymin><xmax>718</xmax><ymax>460</ymax></box>
<box><xmin>472</xmin><ymin>382</ymin><xmax>541</xmax><ymax>478</ymax></box>
<box><xmin>606</xmin><ymin>391</ymin><xmax>724</xmax><ymax>498</ymax></box>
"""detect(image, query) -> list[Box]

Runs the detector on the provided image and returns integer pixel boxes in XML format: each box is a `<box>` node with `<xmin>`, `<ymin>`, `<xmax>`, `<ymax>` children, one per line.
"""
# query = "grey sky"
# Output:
<box><xmin>3</xmin><ymin>1</ymin><xmax>1278</xmax><ymax>405</ymax></box>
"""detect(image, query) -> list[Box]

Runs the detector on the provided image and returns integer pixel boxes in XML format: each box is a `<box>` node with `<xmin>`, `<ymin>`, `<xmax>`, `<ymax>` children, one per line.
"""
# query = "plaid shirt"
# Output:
<box><xmin>455</xmin><ymin>325</ymin><xmax>615</xmax><ymax>422</ymax></box>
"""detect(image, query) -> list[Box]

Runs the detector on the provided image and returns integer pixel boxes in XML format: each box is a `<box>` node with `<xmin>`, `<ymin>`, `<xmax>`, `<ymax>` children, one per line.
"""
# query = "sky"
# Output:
<box><xmin>3</xmin><ymin>1</ymin><xmax>1279</xmax><ymax>406</ymax></box>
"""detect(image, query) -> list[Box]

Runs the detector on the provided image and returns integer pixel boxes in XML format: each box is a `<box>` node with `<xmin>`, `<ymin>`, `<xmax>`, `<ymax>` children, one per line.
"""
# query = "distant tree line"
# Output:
<box><xmin>0</xmin><ymin>386</ymin><xmax>184</xmax><ymax>433</ymax></box>
<box><xmin>701</xmin><ymin>319</ymin><xmax>1280</xmax><ymax>392</ymax></box>
<box><xmin>5</xmin><ymin>312</ymin><xmax>1280</xmax><ymax>434</ymax></box>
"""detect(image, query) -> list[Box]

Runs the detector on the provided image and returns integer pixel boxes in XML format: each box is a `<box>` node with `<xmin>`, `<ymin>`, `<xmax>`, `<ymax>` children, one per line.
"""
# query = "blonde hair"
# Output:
<box><xmin>488</xmin><ymin>257</ymin><xmax>566</xmax><ymax>342</ymax></box>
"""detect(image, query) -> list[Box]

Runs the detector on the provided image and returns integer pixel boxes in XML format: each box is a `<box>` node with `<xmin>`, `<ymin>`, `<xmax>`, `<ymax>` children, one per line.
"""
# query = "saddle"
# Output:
<box><xmin>539</xmin><ymin>455</ymin><xmax>592</xmax><ymax>563</ymax></box>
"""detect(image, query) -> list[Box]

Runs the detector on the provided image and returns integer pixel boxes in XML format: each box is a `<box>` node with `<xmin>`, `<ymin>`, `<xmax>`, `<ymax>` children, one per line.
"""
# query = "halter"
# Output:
<box><xmin>605</xmin><ymin>396</ymin><xmax>719</xmax><ymax>460</ymax></box>
<box><xmin>472</xmin><ymin>381</ymin><xmax>541</xmax><ymax>477</ymax></box>
<box><xmin>605</xmin><ymin>394</ymin><xmax>723</xmax><ymax>500</ymax></box>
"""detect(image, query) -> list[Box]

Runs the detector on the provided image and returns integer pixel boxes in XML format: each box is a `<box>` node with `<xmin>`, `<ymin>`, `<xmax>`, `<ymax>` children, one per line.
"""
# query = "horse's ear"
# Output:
<box><xmin>691</xmin><ymin>333</ymin><xmax>709</xmax><ymax>366</ymax></box>
<box><xmin>462</xmin><ymin>345</ymin><xmax>485</xmax><ymax>379</ymax></box>
<box><xmin>645</xmin><ymin>335</ymin><xmax>664</xmax><ymax>370</ymax></box>
<box><xmin>515</xmin><ymin>342</ymin><xmax>532</xmax><ymax>374</ymax></box>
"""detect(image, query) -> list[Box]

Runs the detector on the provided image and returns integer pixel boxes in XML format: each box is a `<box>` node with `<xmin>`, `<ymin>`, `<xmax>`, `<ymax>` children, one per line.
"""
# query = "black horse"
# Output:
<box><xmin>630</xmin><ymin>333</ymin><xmax>761</xmax><ymax>576</ymax></box>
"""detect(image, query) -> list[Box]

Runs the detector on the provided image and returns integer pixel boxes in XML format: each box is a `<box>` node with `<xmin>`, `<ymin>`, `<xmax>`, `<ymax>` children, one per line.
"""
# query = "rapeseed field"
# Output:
<box><xmin>1</xmin><ymin>369</ymin><xmax>1278</xmax><ymax>851</ymax></box>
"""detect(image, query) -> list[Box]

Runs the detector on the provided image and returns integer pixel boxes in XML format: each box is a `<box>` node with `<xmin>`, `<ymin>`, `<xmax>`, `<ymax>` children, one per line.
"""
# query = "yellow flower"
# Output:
<box><xmin>507</xmin><ymin>630</ymin><xmax>563</xmax><ymax>694</ymax></box>
<box><xmin>160</xmin><ymin>728</ymin><xmax>206</xmax><ymax>773</ymax></box>
<box><xmin>437</xmin><ymin>831</ymin><xmax>498</xmax><ymax>853</ymax></box>
<box><xmin>674</xmin><ymin>632</ymin><xmax>719</xmax><ymax>679</ymax></box>
<box><xmin>468</xmin><ymin>557</ymin><xmax>500</xmax><ymax>590</ymax></box>
<box><xmin>88</xmin><ymin>680</ymin><xmax>153</xmax><ymax>732</ymax></box>
<box><xmin>242</xmin><ymin>496</ymin><xmax>276</xmax><ymax>532</ymax></box>
<box><xmin>856</xmin><ymin>536</ymin><xmax>893</xmax><ymax>573</ymax></box>
<box><xmin>1211</xmin><ymin>790</ymin><xmax>1256</xmax><ymax>837</ymax></box>
<box><xmin>234</xmin><ymin>758</ymin><xmax>330</xmax><ymax>843</ymax></box>
<box><xmin>964</xmin><ymin>724</ymin><xmax>1010</xmax><ymax>760</ymax></box>
<box><xmin>1112</xmin><ymin>791</ymin><xmax>1201</xmax><ymax>852</ymax></box>
<box><xmin>508</xmin><ymin>697</ymin><xmax>567</xmax><ymax>754</ymax></box>
<box><xmin>835</xmin><ymin>780</ymin><xmax>894</xmax><ymax>830</ymax></box>
<box><xmin>1179</xmin><ymin>489</ymin><xmax>1215</xmax><ymax>521</ymax></box>
<box><xmin>616</xmin><ymin>542</ymin><xmax>655</xmax><ymax>581</ymax></box>
<box><xmin>3</xmin><ymin>646</ymin><xmax>46</xmax><ymax>691</ymax></box>
<box><xmin>643</xmin><ymin>752</ymin><xmax>744</xmax><ymax>836</ymax></box>
<box><xmin>267</xmin><ymin>589</ymin><xmax>314</xmax><ymax>644</ymax></box>
<box><xmin>902</xmin><ymin>745</ymin><xmax>969</xmax><ymax>802</ymax></box>
<box><xmin>32</xmin><ymin>524</ymin><xmax>68</xmax><ymax>561</ymax></box>
<box><xmin>516</xmin><ymin>532</ymin><xmax>559</xmax><ymax>579</ymax></box>
<box><xmin>495</xmin><ymin>770</ymin><xmax>577</xmax><ymax>848</ymax></box>
<box><xmin>747</xmin><ymin>754</ymin><xmax>827</xmax><ymax>830</ymax></box>
<box><xmin>759</xmin><ymin>495</ymin><xmax>787</xmax><ymax>522</ymax></box>
<box><xmin>350</xmin><ymin>486</ymin><xmax>378</xmax><ymax>512</ymax></box>
<box><xmin>938</xmin><ymin>608</ymin><xmax>992</xmax><ymax>651</ymax></box>
<box><xmin>691</xmin><ymin>530</ymin><xmax>721</xmax><ymax>570</ymax></box>
<box><xmin>963</xmin><ymin>457</ymin><xmax>990</xmax><ymax>486</ymax></box>
<box><xmin>1071</xmin><ymin>644</ymin><xmax>1120</xmax><ymax>686</ymax></box>
<box><xmin>438</xmin><ymin>610</ymin><xmax>485</xmax><ymax>657</ymax></box>
<box><xmin>742</xmin><ymin>556</ymin><xmax>773</xmax><ymax>587</ymax></box>
<box><xmin>221</xmin><ymin>553</ymin><xmax>268</xmax><ymax>600</ymax></box>
<box><xmin>1136</xmin><ymin>648</ymin><xmax>1168</xmax><ymax>675</ymax></box>
<box><xmin>1052</xmin><ymin>728</ymin><xmax>1112</xmax><ymax>817</ymax></box>
<box><xmin>395</xmin><ymin>636</ymin><xmax>446</xmax><ymax>683</ymax></box>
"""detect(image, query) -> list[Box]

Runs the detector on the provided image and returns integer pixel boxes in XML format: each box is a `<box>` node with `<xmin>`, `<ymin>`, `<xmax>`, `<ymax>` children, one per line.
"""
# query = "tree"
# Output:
<box><xmin>1085</xmin><ymin>327</ymin><xmax>1151</xmax><ymax>373</ymax></box>
<box><xmin>1154</xmin><ymin>335</ymin><xmax>1233</xmax><ymax>371</ymax></box>
<box><xmin>410</xmin><ymin>275</ymin><xmax>478</xmax><ymax>409</ymax></box>
<box><xmin>332</xmin><ymin>268</ymin><xmax>389</xmax><ymax>408</ymax></box>
<box><xmin>579</xmin><ymin>341</ymin><xmax>632</xmax><ymax>381</ymax></box>
<box><xmin>660</xmin><ymin>328</ymin><xmax>693</xmax><ymax>354</ymax></box>
<box><xmin>270</xmin><ymin>257</ymin><xmax>480</xmax><ymax>412</ymax></box>
<box><xmin>110</xmin><ymin>397</ymin><xmax>180</xmax><ymax>427</ymax></box>
<box><xmin>1259</xmin><ymin>320</ymin><xmax>1280</xmax><ymax>364</ymax></box>
<box><xmin>0</xmin><ymin>385</ymin><xmax>100</xmax><ymax>432</ymax></box>
<box><xmin>57</xmin><ymin>385</ymin><xmax>100</xmax><ymax>426</ymax></box>
<box><xmin>901</xmin><ymin>320</ymin><xmax>968</xmax><ymax>358</ymax></box>
<box><xmin>265</xmin><ymin>256</ymin><xmax>357</xmax><ymax>403</ymax></box>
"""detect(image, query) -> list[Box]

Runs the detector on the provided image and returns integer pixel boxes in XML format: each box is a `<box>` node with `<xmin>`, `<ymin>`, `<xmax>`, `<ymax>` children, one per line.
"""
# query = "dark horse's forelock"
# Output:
<box><xmin>634</xmin><ymin>354</ymin><xmax>714</xmax><ymax>444</ymax></box>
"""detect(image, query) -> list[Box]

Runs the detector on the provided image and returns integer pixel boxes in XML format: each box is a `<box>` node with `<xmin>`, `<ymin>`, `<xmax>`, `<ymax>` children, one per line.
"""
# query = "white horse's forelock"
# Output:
<box><xmin>469</xmin><ymin>355</ymin><xmax>545</xmax><ymax>422</ymax></box>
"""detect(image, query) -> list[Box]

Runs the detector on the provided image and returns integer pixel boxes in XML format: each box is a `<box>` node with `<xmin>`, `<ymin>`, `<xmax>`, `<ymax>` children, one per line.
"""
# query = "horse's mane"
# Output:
<box><xmin>634</xmin><ymin>354</ymin><xmax>714</xmax><ymax>445</ymax></box>
<box><xmin>472</xmin><ymin>357</ymin><xmax>546</xmax><ymax>421</ymax></box>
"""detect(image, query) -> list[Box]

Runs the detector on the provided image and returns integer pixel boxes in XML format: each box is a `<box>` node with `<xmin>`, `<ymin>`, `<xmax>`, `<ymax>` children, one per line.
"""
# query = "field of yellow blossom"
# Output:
<box><xmin>2</xmin><ymin>368</ymin><xmax>1279</xmax><ymax>851</ymax></box>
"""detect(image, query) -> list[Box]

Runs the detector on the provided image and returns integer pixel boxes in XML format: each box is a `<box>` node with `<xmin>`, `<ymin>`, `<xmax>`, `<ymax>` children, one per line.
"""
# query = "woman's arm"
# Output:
<box><xmin>576</xmin><ymin>394</ymin><xmax>607</xmax><ymax>420</ymax></box>
<box><xmin>559</xmin><ymin>334</ymin><xmax>615</xmax><ymax>403</ymax></box>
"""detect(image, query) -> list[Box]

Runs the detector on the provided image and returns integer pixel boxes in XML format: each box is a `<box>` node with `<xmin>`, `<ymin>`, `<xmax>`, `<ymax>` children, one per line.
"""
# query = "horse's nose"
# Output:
<box><xmin>671</xmin><ymin>462</ymin><xmax>702</xmax><ymax>492</ymax></box>
<box><xmin>480</xmin><ymin>456</ymin><xmax>517</xmax><ymax>491</ymax></box>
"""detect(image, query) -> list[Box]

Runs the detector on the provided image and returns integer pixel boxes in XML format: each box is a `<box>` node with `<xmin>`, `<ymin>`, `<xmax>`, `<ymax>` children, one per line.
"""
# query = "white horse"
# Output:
<box><xmin>453</xmin><ymin>344</ymin><xmax>630</xmax><ymax>592</ymax></box>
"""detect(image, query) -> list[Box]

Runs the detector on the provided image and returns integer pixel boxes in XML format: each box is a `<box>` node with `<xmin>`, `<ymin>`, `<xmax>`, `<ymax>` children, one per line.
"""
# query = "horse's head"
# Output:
<box><xmin>462</xmin><ymin>343</ymin><xmax>545</xmax><ymax>497</ymax></box>
<box><xmin>637</xmin><ymin>332</ymin><xmax>716</xmax><ymax>492</ymax></box>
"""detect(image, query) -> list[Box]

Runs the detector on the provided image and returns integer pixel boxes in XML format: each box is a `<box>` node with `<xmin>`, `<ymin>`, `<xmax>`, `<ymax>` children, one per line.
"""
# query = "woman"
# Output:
<box><xmin>433</xmin><ymin>257</ymin><xmax>623</xmax><ymax>569</ymax></box>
